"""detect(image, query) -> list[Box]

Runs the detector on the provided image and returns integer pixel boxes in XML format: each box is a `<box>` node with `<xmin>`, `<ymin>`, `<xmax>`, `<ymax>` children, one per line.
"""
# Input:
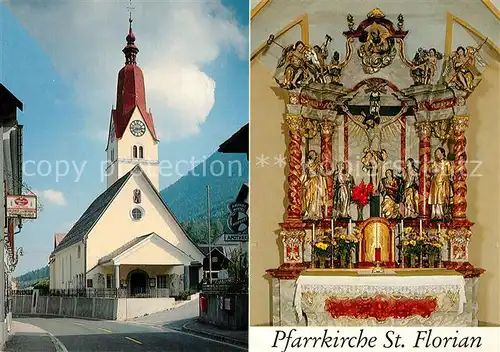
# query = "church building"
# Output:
<box><xmin>49</xmin><ymin>18</ymin><xmax>204</xmax><ymax>297</ymax></box>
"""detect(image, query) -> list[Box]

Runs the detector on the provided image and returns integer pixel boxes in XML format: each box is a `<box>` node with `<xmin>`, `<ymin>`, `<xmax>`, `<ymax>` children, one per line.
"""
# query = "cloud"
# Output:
<box><xmin>6</xmin><ymin>0</ymin><xmax>247</xmax><ymax>141</ymax></box>
<box><xmin>33</xmin><ymin>189</ymin><xmax>67</xmax><ymax>206</ymax></box>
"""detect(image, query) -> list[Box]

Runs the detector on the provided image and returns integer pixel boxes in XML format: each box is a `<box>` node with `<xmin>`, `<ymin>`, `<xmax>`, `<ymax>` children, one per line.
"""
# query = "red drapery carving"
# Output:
<box><xmin>325</xmin><ymin>295</ymin><xmax>438</xmax><ymax>321</ymax></box>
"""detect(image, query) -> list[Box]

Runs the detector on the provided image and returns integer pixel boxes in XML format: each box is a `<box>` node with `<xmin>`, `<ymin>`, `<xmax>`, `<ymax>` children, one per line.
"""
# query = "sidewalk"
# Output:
<box><xmin>182</xmin><ymin>320</ymin><xmax>248</xmax><ymax>347</ymax></box>
<box><xmin>3</xmin><ymin>321</ymin><xmax>58</xmax><ymax>352</ymax></box>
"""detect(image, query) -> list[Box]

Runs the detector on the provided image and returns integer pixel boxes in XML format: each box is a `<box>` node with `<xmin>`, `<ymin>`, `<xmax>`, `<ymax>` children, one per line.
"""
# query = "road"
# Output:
<box><xmin>12</xmin><ymin>300</ymin><xmax>246</xmax><ymax>352</ymax></box>
<box><xmin>14</xmin><ymin>316</ymin><xmax>245</xmax><ymax>352</ymax></box>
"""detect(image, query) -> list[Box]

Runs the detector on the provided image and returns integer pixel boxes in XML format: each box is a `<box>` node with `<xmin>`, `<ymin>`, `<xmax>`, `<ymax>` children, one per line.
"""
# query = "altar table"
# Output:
<box><xmin>293</xmin><ymin>269</ymin><xmax>469</xmax><ymax>326</ymax></box>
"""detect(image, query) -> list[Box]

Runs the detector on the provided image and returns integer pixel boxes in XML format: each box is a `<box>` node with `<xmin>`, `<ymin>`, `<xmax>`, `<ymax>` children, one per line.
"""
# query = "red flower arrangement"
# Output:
<box><xmin>352</xmin><ymin>181</ymin><xmax>374</xmax><ymax>207</ymax></box>
<box><xmin>324</xmin><ymin>295</ymin><xmax>438</xmax><ymax>321</ymax></box>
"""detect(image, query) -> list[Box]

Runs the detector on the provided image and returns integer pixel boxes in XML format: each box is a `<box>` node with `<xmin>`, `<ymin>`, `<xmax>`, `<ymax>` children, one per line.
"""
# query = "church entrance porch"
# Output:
<box><xmin>128</xmin><ymin>269</ymin><xmax>149</xmax><ymax>296</ymax></box>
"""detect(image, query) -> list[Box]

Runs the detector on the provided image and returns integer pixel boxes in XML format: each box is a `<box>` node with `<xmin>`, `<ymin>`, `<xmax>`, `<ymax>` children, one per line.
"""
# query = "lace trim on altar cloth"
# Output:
<box><xmin>294</xmin><ymin>283</ymin><xmax>466</xmax><ymax>321</ymax></box>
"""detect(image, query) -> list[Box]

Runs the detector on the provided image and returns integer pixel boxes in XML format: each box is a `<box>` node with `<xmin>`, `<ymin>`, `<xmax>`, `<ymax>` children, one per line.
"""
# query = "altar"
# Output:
<box><xmin>295</xmin><ymin>269</ymin><xmax>469</xmax><ymax>326</ymax></box>
<box><xmin>265</xmin><ymin>8</ymin><xmax>485</xmax><ymax>327</ymax></box>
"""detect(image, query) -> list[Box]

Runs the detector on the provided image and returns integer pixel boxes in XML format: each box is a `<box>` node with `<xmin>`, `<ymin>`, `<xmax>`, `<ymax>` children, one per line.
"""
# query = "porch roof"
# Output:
<box><xmin>97</xmin><ymin>233</ymin><xmax>198</xmax><ymax>266</ymax></box>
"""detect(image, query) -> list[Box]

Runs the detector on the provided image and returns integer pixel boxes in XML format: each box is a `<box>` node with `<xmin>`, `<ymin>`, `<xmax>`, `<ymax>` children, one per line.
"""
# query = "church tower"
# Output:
<box><xmin>106</xmin><ymin>16</ymin><xmax>159</xmax><ymax>190</ymax></box>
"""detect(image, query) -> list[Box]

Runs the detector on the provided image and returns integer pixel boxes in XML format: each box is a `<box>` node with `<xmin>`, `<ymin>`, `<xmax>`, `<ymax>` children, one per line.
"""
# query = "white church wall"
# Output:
<box><xmin>50</xmin><ymin>242</ymin><xmax>85</xmax><ymax>290</ymax></box>
<box><xmin>86</xmin><ymin>171</ymin><xmax>204</xmax><ymax>273</ymax></box>
<box><xmin>114</xmin><ymin>108</ymin><xmax>159</xmax><ymax>190</ymax></box>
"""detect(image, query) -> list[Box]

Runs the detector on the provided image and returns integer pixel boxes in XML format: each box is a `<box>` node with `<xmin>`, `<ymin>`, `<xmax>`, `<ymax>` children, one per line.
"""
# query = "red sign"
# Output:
<box><xmin>6</xmin><ymin>194</ymin><xmax>37</xmax><ymax>219</ymax></box>
<box><xmin>14</xmin><ymin>197</ymin><xmax>29</xmax><ymax>206</ymax></box>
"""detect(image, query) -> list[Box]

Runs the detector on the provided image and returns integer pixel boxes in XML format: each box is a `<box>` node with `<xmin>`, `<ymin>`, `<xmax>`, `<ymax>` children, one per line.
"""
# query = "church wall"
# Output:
<box><xmin>50</xmin><ymin>242</ymin><xmax>85</xmax><ymax>290</ymax></box>
<box><xmin>115</xmin><ymin>108</ymin><xmax>159</xmax><ymax>190</ymax></box>
<box><xmin>467</xmin><ymin>59</ymin><xmax>500</xmax><ymax>325</ymax></box>
<box><xmin>86</xmin><ymin>172</ymin><xmax>204</xmax><ymax>274</ymax></box>
<box><xmin>250</xmin><ymin>1</ymin><xmax>500</xmax><ymax>326</ymax></box>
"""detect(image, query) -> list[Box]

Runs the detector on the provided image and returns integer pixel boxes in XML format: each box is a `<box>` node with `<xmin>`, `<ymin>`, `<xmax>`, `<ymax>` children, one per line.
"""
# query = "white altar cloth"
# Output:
<box><xmin>294</xmin><ymin>270</ymin><xmax>466</xmax><ymax>321</ymax></box>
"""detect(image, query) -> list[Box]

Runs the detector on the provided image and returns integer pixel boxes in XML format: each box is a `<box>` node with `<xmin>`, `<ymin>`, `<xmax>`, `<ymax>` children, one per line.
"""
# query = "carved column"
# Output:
<box><xmin>320</xmin><ymin>120</ymin><xmax>334</xmax><ymax>217</ymax></box>
<box><xmin>286</xmin><ymin>114</ymin><xmax>304</xmax><ymax>221</ymax></box>
<box><xmin>452</xmin><ymin>115</ymin><xmax>469</xmax><ymax>218</ymax></box>
<box><xmin>416</xmin><ymin>121</ymin><xmax>432</xmax><ymax>218</ymax></box>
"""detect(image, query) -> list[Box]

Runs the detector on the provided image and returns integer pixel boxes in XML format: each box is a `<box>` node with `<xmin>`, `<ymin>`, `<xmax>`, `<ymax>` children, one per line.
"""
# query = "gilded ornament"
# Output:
<box><xmin>285</xmin><ymin>114</ymin><xmax>303</xmax><ymax>132</ymax></box>
<box><xmin>302</xmin><ymin>119</ymin><xmax>319</xmax><ymax>139</ymax></box>
<box><xmin>415</xmin><ymin>121</ymin><xmax>432</xmax><ymax>138</ymax></box>
<box><xmin>409</xmin><ymin>48</ymin><xmax>443</xmax><ymax>85</ymax></box>
<box><xmin>320</xmin><ymin>120</ymin><xmax>335</xmax><ymax>136</ymax></box>
<box><xmin>452</xmin><ymin>115</ymin><xmax>469</xmax><ymax>133</ymax></box>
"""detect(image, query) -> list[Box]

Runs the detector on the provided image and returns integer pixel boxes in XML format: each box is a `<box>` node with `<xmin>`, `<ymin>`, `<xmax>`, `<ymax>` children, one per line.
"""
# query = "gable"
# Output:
<box><xmin>85</xmin><ymin>166</ymin><xmax>204</xmax><ymax>270</ymax></box>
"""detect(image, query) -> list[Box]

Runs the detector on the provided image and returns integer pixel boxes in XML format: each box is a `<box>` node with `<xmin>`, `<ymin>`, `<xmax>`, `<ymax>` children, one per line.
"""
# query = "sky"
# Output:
<box><xmin>0</xmin><ymin>0</ymin><xmax>249</xmax><ymax>276</ymax></box>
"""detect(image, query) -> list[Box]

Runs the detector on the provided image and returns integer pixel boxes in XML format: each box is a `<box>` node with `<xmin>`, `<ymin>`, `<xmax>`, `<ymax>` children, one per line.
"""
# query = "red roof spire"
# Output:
<box><xmin>110</xmin><ymin>11</ymin><xmax>158</xmax><ymax>142</ymax></box>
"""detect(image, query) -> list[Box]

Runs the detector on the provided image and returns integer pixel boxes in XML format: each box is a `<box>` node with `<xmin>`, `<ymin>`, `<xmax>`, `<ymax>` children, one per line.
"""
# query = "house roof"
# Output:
<box><xmin>54</xmin><ymin>233</ymin><xmax>66</xmax><ymax>249</ymax></box>
<box><xmin>198</xmin><ymin>245</ymin><xmax>226</xmax><ymax>257</ymax></box>
<box><xmin>218</xmin><ymin>123</ymin><xmax>248</xmax><ymax>155</ymax></box>
<box><xmin>52</xmin><ymin>168</ymin><xmax>133</xmax><ymax>254</ymax></box>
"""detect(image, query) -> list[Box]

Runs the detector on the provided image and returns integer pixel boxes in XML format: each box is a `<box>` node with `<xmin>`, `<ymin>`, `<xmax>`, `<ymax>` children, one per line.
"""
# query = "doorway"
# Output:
<box><xmin>128</xmin><ymin>270</ymin><xmax>149</xmax><ymax>296</ymax></box>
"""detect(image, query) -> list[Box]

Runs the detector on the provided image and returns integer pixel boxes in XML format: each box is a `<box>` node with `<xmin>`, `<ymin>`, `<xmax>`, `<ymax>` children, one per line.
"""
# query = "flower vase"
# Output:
<box><xmin>428</xmin><ymin>254</ymin><xmax>436</xmax><ymax>268</ymax></box>
<box><xmin>346</xmin><ymin>253</ymin><xmax>353</xmax><ymax>268</ymax></box>
<box><xmin>357</xmin><ymin>205</ymin><xmax>364</xmax><ymax>221</ymax></box>
<box><xmin>407</xmin><ymin>254</ymin><xmax>415</xmax><ymax>268</ymax></box>
<box><xmin>339</xmin><ymin>253</ymin><xmax>346</xmax><ymax>268</ymax></box>
<box><xmin>319</xmin><ymin>257</ymin><xmax>326</xmax><ymax>269</ymax></box>
<box><xmin>418</xmin><ymin>254</ymin><xmax>423</xmax><ymax>268</ymax></box>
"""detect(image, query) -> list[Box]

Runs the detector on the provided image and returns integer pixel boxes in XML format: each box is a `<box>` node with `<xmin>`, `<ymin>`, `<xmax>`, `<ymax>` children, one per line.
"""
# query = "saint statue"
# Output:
<box><xmin>332</xmin><ymin>161</ymin><xmax>355</xmax><ymax>219</ymax></box>
<box><xmin>381</xmin><ymin>169</ymin><xmax>402</xmax><ymax>219</ymax></box>
<box><xmin>275</xmin><ymin>41</ymin><xmax>310</xmax><ymax>89</ymax></box>
<box><xmin>301</xmin><ymin>150</ymin><xmax>328</xmax><ymax>221</ymax></box>
<box><xmin>428</xmin><ymin>147</ymin><xmax>453</xmax><ymax>220</ymax></box>
<box><xmin>402</xmin><ymin>158</ymin><xmax>419</xmax><ymax>218</ymax></box>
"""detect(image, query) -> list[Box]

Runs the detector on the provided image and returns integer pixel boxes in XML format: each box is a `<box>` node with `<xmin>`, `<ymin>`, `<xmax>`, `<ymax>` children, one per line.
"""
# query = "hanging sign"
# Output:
<box><xmin>224</xmin><ymin>200</ymin><xmax>248</xmax><ymax>242</ymax></box>
<box><xmin>6</xmin><ymin>195</ymin><xmax>37</xmax><ymax>219</ymax></box>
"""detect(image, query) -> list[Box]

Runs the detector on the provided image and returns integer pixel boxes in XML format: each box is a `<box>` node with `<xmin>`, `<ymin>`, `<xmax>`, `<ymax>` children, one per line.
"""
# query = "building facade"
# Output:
<box><xmin>49</xmin><ymin>21</ymin><xmax>204</xmax><ymax>297</ymax></box>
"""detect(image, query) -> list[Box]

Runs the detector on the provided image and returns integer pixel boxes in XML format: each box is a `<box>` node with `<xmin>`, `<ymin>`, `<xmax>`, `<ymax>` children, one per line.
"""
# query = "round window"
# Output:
<box><xmin>130</xmin><ymin>207</ymin><xmax>144</xmax><ymax>221</ymax></box>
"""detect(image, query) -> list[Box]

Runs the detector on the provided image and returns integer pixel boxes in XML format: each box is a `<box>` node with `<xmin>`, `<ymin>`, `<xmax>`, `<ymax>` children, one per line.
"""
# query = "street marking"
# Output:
<box><xmin>125</xmin><ymin>336</ymin><xmax>143</xmax><ymax>345</ymax></box>
<box><xmin>98</xmin><ymin>327</ymin><xmax>113</xmax><ymax>333</ymax></box>
<box><xmin>74</xmin><ymin>322</ymin><xmax>86</xmax><ymax>327</ymax></box>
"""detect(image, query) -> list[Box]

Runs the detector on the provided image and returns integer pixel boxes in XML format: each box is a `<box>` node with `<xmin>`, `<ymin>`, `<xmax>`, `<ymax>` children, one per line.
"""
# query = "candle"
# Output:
<box><xmin>348</xmin><ymin>219</ymin><xmax>352</xmax><ymax>235</ymax></box>
<box><xmin>400</xmin><ymin>219</ymin><xmax>404</xmax><ymax>232</ymax></box>
<box><xmin>312</xmin><ymin>223</ymin><xmax>316</xmax><ymax>242</ymax></box>
<box><xmin>419</xmin><ymin>219</ymin><xmax>423</xmax><ymax>235</ymax></box>
<box><xmin>375</xmin><ymin>248</ymin><xmax>381</xmax><ymax>262</ymax></box>
<box><xmin>438</xmin><ymin>223</ymin><xmax>441</xmax><ymax>233</ymax></box>
<box><xmin>331</xmin><ymin>218</ymin><xmax>334</xmax><ymax>233</ymax></box>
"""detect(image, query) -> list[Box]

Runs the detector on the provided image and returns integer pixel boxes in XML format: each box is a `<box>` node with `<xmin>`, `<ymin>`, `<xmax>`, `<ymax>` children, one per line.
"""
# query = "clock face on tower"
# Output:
<box><xmin>130</xmin><ymin>120</ymin><xmax>146</xmax><ymax>137</ymax></box>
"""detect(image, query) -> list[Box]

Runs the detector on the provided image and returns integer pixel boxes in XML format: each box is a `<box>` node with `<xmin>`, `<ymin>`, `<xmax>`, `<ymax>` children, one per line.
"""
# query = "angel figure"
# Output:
<box><xmin>301</xmin><ymin>150</ymin><xmax>328</xmax><ymax>220</ymax></box>
<box><xmin>342</xmin><ymin>104</ymin><xmax>408</xmax><ymax>193</ymax></box>
<box><xmin>332</xmin><ymin>161</ymin><xmax>355</xmax><ymax>219</ymax></box>
<box><xmin>275</xmin><ymin>41</ymin><xmax>311</xmax><ymax>89</ymax></box>
<box><xmin>401</xmin><ymin>158</ymin><xmax>419</xmax><ymax>218</ymax></box>
<box><xmin>326</xmin><ymin>38</ymin><xmax>353</xmax><ymax>85</ymax></box>
<box><xmin>410</xmin><ymin>48</ymin><xmax>443</xmax><ymax>85</ymax></box>
<box><xmin>442</xmin><ymin>43</ymin><xmax>486</xmax><ymax>92</ymax></box>
<box><xmin>381</xmin><ymin>169</ymin><xmax>403</xmax><ymax>219</ymax></box>
<box><xmin>428</xmin><ymin>147</ymin><xmax>453</xmax><ymax>220</ymax></box>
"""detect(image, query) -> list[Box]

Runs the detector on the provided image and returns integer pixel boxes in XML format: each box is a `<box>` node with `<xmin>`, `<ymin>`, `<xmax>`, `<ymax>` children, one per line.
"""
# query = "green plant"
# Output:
<box><xmin>227</xmin><ymin>247</ymin><xmax>248</xmax><ymax>286</ymax></box>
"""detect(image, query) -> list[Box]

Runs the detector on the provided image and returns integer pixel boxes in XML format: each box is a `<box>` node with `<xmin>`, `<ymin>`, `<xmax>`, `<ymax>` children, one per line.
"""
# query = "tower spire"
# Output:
<box><xmin>123</xmin><ymin>0</ymin><xmax>138</xmax><ymax>65</ymax></box>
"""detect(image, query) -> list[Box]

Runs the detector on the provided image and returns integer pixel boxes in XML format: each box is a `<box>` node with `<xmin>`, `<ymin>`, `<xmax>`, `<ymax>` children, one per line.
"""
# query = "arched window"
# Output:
<box><xmin>139</xmin><ymin>146</ymin><xmax>144</xmax><ymax>159</ymax></box>
<box><xmin>133</xmin><ymin>146</ymin><xmax>138</xmax><ymax>158</ymax></box>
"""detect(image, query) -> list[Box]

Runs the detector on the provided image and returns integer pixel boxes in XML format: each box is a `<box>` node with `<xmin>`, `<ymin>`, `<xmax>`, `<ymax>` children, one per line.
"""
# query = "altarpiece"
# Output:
<box><xmin>265</xmin><ymin>9</ymin><xmax>486</xmax><ymax>327</ymax></box>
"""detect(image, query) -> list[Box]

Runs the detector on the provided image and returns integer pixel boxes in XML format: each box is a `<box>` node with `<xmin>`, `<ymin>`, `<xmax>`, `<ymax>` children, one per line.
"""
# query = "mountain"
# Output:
<box><xmin>15</xmin><ymin>265</ymin><xmax>49</xmax><ymax>289</ymax></box>
<box><xmin>160</xmin><ymin>152</ymin><xmax>248</xmax><ymax>244</ymax></box>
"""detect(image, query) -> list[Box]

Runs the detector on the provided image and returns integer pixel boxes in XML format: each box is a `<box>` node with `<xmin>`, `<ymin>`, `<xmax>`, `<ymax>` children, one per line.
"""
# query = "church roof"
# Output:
<box><xmin>218</xmin><ymin>123</ymin><xmax>248</xmax><ymax>155</ymax></box>
<box><xmin>52</xmin><ymin>169</ymin><xmax>132</xmax><ymax>254</ymax></box>
<box><xmin>97</xmin><ymin>232</ymin><xmax>198</xmax><ymax>265</ymax></box>
<box><xmin>111</xmin><ymin>19</ymin><xmax>157</xmax><ymax>142</ymax></box>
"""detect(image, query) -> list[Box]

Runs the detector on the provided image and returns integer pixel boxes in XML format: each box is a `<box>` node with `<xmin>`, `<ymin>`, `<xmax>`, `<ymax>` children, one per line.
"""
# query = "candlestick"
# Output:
<box><xmin>375</xmin><ymin>247</ymin><xmax>381</xmax><ymax>262</ymax></box>
<box><xmin>419</xmin><ymin>219</ymin><xmax>423</xmax><ymax>235</ymax></box>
